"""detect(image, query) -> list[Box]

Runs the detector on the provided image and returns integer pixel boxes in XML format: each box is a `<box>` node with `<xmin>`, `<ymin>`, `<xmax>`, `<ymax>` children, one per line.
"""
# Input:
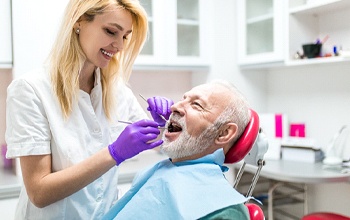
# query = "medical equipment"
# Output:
<box><xmin>117</xmin><ymin>120</ymin><xmax>166</xmax><ymax>130</ymax></box>
<box><xmin>225</xmin><ymin>109</ymin><xmax>269</xmax><ymax>220</ymax></box>
<box><xmin>323</xmin><ymin>125</ymin><xmax>347</xmax><ymax>166</ymax></box>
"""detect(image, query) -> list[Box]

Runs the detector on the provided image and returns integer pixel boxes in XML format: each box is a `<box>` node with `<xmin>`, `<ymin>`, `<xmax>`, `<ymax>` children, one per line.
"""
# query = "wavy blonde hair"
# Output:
<box><xmin>48</xmin><ymin>0</ymin><xmax>148</xmax><ymax>119</ymax></box>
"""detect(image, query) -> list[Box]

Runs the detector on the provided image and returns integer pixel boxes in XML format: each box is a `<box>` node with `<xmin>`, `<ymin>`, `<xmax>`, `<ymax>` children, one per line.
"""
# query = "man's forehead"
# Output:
<box><xmin>189</xmin><ymin>84</ymin><xmax>227</xmax><ymax>99</ymax></box>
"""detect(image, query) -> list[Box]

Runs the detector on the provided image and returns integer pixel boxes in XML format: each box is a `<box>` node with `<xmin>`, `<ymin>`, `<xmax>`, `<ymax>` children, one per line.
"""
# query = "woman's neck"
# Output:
<box><xmin>79</xmin><ymin>64</ymin><xmax>96</xmax><ymax>94</ymax></box>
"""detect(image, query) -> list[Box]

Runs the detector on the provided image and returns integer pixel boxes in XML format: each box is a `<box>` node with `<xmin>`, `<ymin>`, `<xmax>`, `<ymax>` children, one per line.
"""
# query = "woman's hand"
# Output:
<box><xmin>108</xmin><ymin>119</ymin><xmax>163</xmax><ymax>165</ymax></box>
<box><xmin>146</xmin><ymin>96</ymin><xmax>174</xmax><ymax>126</ymax></box>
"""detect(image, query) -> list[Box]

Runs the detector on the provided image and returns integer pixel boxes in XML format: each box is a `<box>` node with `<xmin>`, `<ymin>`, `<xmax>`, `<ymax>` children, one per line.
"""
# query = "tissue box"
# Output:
<box><xmin>281</xmin><ymin>137</ymin><xmax>324</xmax><ymax>163</ymax></box>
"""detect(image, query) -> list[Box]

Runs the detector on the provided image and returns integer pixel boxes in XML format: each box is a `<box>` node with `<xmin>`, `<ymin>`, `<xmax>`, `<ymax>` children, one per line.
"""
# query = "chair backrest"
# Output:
<box><xmin>224</xmin><ymin>109</ymin><xmax>260</xmax><ymax>164</ymax></box>
<box><xmin>224</xmin><ymin>109</ymin><xmax>265</xmax><ymax>220</ymax></box>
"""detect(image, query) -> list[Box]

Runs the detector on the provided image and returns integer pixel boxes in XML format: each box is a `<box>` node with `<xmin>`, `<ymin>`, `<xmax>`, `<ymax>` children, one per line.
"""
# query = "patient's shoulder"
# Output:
<box><xmin>198</xmin><ymin>203</ymin><xmax>249</xmax><ymax>220</ymax></box>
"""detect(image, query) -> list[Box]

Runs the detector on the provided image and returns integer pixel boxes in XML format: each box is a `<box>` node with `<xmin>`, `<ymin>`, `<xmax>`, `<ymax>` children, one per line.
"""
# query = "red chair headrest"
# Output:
<box><xmin>224</xmin><ymin>109</ymin><xmax>260</xmax><ymax>164</ymax></box>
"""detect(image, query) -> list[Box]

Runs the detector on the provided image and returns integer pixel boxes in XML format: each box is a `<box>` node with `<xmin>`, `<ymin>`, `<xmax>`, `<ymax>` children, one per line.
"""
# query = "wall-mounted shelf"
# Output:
<box><xmin>286</xmin><ymin>56</ymin><xmax>350</xmax><ymax>67</ymax></box>
<box><xmin>238</xmin><ymin>0</ymin><xmax>350</xmax><ymax>69</ymax></box>
<box><xmin>247</xmin><ymin>14</ymin><xmax>274</xmax><ymax>24</ymax></box>
<box><xmin>289</xmin><ymin>0</ymin><xmax>350</xmax><ymax>15</ymax></box>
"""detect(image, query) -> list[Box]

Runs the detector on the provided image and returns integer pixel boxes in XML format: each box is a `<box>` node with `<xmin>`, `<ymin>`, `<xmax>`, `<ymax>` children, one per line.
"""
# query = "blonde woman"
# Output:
<box><xmin>5</xmin><ymin>0</ymin><xmax>173</xmax><ymax>219</ymax></box>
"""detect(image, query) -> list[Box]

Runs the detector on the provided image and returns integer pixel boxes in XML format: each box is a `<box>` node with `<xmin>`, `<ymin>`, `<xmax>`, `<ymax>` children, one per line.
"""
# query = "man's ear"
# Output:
<box><xmin>215</xmin><ymin>122</ymin><xmax>238</xmax><ymax>146</ymax></box>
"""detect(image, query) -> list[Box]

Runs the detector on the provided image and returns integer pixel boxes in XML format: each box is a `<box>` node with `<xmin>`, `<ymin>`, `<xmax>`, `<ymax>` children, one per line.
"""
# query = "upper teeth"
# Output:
<box><xmin>169</xmin><ymin>122</ymin><xmax>182</xmax><ymax>132</ymax></box>
<box><xmin>101</xmin><ymin>49</ymin><xmax>113</xmax><ymax>57</ymax></box>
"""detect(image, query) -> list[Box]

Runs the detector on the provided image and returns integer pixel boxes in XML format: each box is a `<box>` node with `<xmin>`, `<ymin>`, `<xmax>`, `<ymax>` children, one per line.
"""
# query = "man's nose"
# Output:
<box><xmin>171</xmin><ymin>101</ymin><xmax>185</xmax><ymax>116</ymax></box>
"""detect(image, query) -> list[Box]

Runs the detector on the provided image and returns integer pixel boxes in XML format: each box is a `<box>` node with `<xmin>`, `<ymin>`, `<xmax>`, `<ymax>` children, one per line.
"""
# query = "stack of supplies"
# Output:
<box><xmin>281</xmin><ymin>137</ymin><xmax>324</xmax><ymax>163</ymax></box>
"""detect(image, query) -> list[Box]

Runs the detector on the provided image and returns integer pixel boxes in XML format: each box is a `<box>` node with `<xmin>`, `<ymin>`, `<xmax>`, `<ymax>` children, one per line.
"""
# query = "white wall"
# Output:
<box><xmin>129</xmin><ymin>70</ymin><xmax>193</xmax><ymax>113</ymax></box>
<box><xmin>12</xmin><ymin>0</ymin><xmax>68</xmax><ymax>77</ymax></box>
<box><xmin>267</xmin><ymin>64</ymin><xmax>350</xmax><ymax>146</ymax></box>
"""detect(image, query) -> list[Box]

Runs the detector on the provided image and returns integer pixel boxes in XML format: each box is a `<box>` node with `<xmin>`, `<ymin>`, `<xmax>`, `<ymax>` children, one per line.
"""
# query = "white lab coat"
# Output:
<box><xmin>5</xmin><ymin>67</ymin><xmax>147</xmax><ymax>219</ymax></box>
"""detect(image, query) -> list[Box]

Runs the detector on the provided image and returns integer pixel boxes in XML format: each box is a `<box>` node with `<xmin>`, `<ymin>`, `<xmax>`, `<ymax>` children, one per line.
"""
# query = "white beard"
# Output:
<box><xmin>161</xmin><ymin>116</ymin><xmax>219</xmax><ymax>160</ymax></box>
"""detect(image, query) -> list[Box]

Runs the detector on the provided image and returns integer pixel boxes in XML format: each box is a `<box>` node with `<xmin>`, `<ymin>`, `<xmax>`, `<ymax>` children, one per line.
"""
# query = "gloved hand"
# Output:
<box><xmin>108</xmin><ymin>119</ymin><xmax>163</xmax><ymax>165</ymax></box>
<box><xmin>147</xmin><ymin>96</ymin><xmax>174</xmax><ymax>127</ymax></box>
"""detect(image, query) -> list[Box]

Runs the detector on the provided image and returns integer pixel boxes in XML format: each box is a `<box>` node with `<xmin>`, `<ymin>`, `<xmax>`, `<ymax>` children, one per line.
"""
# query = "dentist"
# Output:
<box><xmin>5</xmin><ymin>0</ymin><xmax>173</xmax><ymax>219</ymax></box>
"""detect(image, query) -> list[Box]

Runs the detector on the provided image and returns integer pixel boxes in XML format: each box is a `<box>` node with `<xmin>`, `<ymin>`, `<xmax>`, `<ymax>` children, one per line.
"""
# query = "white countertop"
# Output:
<box><xmin>234</xmin><ymin>159</ymin><xmax>350</xmax><ymax>184</ymax></box>
<box><xmin>0</xmin><ymin>168</ymin><xmax>22</xmax><ymax>199</ymax></box>
<box><xmin>118</xmin><ymin>149</ymin><xmax>168</xmax><ymax>184</ymax></box>
<box><xmin>0</xmin><ymin>149</ymin><xmax>168</xmax><ymax>200</ymax></box>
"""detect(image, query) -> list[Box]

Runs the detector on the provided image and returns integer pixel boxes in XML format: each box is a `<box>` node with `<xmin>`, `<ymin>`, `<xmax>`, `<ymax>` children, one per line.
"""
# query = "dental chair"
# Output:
<box><xmin>225</xmin><ymin>109</ymin><xmax>268</xmax><ymax>220</ymax></box>
<box><xmin>302</xmin><ymin>213</ymin><xmax>350</xmax><ymax>220</ymax></box>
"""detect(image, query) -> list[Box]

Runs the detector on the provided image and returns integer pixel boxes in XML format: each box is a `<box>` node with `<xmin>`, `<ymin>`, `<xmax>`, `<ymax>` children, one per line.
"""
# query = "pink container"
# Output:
<box><xmin>1</xmin><ymin>144</ymin><xmax>13</xmax><ymax>169</ymax></box>
<box><xmin>290</xmin><ymin>124</ymin><xmax>306</xmax><ymax>137</ymax></box>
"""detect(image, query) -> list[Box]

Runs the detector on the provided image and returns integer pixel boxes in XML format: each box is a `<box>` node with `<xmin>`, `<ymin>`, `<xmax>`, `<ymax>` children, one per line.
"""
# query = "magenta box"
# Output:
<box><xmin>290</xmin><ymin>124</ymin><xmax>305</xmax><ymax>137</ymax></box>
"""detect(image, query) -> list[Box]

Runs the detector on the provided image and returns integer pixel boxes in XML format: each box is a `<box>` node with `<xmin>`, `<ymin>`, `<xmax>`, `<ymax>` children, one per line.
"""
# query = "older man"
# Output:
<box><xmin>104</xmin><ymin>80</ymin><xmax>251</xmax><ymax>220</ymax></box>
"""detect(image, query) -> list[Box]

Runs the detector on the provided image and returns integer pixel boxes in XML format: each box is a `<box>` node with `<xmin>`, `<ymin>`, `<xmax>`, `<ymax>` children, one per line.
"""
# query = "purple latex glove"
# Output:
<box><xmin>147</xmin><ymin>96</ymin><xmax>174</xmax><ymax>127</ymax></box>
<box><xmin>108</xmin><ymin>119</ymin><xmax>163</xmax><ymax>165</ymax></box>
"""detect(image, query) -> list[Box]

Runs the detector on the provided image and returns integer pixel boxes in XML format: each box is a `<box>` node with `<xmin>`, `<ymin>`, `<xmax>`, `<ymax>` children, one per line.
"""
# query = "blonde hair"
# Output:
<box><xmin>49</xmin><ymin>0</ymin><xmax>148</xmax><ymax>119</ymax></box>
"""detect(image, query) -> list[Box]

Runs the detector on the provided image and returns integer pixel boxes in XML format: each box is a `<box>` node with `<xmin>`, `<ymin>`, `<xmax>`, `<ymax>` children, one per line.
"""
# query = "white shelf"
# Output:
<box><xmin>289</xmin><ymin>0</ymin><xmax>350</xmax><ymax>15</ymax></box>
<box><xmin>0</xmin><ymin>64</ymin><xmax>12</xmax><ymax>69</ymax></box>
<box><xmin>177</xmin><ymin>19</ymin><xmax>199</xmax><ymax>26</ymax></box>
<box><xmin>247</xmin><ymin>13</ymin><xmax>273</xmax><ymax>24</ymax></box>
<box><xmin>240</xmin><ymin>56</ymin><xmax>350</xmax><ymax>70</ymax></box>
<box><xmin>286</xmin><ymin>56</ymin><xmax>350</xmax><ymax>66</ymax></box>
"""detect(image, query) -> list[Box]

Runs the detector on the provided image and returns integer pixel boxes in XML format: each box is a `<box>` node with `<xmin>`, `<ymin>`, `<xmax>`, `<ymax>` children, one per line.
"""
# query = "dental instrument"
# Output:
<box><xmin>118</xmin><ymin>120</ymin><xmax>166</xmax><ymax>130</ymax></box>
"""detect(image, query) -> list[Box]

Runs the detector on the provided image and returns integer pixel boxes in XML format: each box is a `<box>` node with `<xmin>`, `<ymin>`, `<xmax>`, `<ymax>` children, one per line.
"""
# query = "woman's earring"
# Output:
<box><xmin>75</xmin><ymin>28</ymin><xmax>80</xmax><ymax>34</ymax></box>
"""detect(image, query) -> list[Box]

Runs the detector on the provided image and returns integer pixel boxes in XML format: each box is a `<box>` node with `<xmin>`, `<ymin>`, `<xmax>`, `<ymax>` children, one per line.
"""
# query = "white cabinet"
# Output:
<box><xmin>237</xmin><ymin>0</ymin><xmax>286</xmax><ymax>66</ymax></box>
<box><xmin>136</xmin><ymin>0</ymin><xmax>211</xmax><ymax>67</ymax></box>
<box><xmin>237</xmin><ymin>0</ymin><xmax>350</xmax><ymax>68</ymax></box>
<box><xmin>0</xmin><ymin>0</ymin><xmax>13</xmax><ymax>68</ymax></box>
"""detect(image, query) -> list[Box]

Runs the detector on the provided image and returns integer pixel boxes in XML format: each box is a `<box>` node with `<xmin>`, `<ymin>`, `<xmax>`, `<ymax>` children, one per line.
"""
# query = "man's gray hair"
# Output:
<box><xmin>209</xmin><ymin>80</ymin><xmax>251</xmax><ymax>144</ymax></box>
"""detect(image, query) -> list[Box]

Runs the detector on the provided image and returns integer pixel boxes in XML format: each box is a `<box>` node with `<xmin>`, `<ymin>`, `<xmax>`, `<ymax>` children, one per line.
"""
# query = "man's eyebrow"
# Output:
<box><xmin>184</xmin><ymin>93</ymin><xmax>205</xmax><ymax>103</ymax></box>
<box><xmin>109</xmin><ymin>23</ymin><xmax>132</xmax><ymax>34</ymax></box>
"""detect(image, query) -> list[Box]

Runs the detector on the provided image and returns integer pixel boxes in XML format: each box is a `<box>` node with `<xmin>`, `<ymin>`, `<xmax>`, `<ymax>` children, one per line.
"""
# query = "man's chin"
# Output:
<box><xmin>160</xmin><ymin>142</ymin><xmax>181</xmax><ymax>159</ymax></box>
<box><xmin>163</xmin><ymin>131</ymin><xmax>181</xmax><ymax>142</ymax></box>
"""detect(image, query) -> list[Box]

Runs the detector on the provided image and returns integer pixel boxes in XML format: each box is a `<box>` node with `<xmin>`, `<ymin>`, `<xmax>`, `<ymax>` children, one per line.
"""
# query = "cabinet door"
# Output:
<box><xmin>0</xmin><ymin>0</ymin><xmax>12</xmax><ymax>68</ymax></box>
<box><xmin>237</xmin><ymin>0</ymin><xmax>285</xmax><ymax>66</ymax></box>
<box><xmin>136</xmin><ymin>0</ymin><xmax>168</xmax><ymax>65</ymax></box>
<box><xmin>135</xmin><ymin>0</ymin><xmax>211</xmax><ymax>67</ymax></box>
<box><xmin>171</xmin><ymin>0</ymin><xmax>211</xmax><ymax>66</ymax></box>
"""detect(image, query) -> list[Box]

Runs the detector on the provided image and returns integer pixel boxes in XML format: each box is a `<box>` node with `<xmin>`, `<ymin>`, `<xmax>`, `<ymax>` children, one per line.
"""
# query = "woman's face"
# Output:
<box><xmin>77</xmin><ymin>5</ymin><xmax>133</xmax><ymax>69</ymax></box>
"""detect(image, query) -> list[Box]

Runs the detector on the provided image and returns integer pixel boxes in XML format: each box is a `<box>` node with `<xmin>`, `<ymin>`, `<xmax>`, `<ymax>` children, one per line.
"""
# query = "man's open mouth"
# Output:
<box><xmin>168</xmin><ymin>121</ymin><xmax>182</xmax><ymax>133</ymax></box>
